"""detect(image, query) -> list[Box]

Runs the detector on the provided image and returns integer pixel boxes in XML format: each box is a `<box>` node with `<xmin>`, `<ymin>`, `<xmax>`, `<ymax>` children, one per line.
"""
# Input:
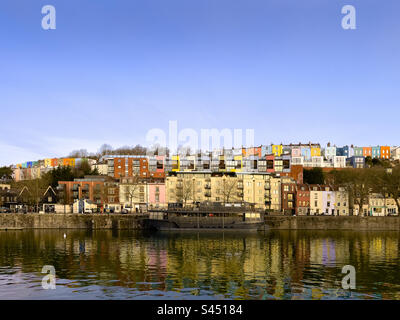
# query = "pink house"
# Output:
<box><xmin>156</xmin><ymin>155</ymin><xmax>165</xmax><ymax>173</ymax></box>
<box><xmin>266</xmin><ymin>155</ymin><xmax>275</xmax><ymax>173</ymax></box>
<box><xmin>291</xmin><ymin>147</ymin><xmax>301</xmax><ymax>157</ymax></box>
<box><xmin>148</xmin><ymin>182</ymin><xmax>166</xmax><ymax>208</ymax></box>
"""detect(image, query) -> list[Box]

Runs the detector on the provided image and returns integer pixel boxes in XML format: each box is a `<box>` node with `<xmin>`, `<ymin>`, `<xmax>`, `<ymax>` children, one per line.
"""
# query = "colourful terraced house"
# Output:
<box><xmin>380</xmin><ymin>146</ymin><xmax>391</xmax><ymax>159</ymax></box>
<box><xmin>301</xmin><ymin>146</ymin><xmax>311</xmax><ymax>160</ymax></box>
<box><xmin>363</xmin><ymin>147</ymin><xmax>372</xmax><ymax>158</ymax></box>
<box><xmin>233</xmin><ymin>155</ymin><xmax>243</xmax><ymax>172</ymax></box>
<box><xmin>172</xmin><ymin>155</ymin><xmax>180</xmax><ymax>171</ymax></box>
<box><xmin>353</xmin><ymin>147</ymin><xmax>363</xmax><ymax>157</ymax></box>
<box><xmin>311</xmin><ymin>146</ymin><xmax>321</xmax><ymax>157</ymax></box>
<box><xmin>271</xmin><ymin>144</ymin><xmax>283</xmax><ymax>157</ymax></box>
<box><xmin>371</xmin><ymin>146</ymin><xmax>381</xmax><ymax>159</ymax></box>
<box><xmin>63</xmin><ymin>158</ymin><xmax>76</xmax><ymax>167</ymax></box>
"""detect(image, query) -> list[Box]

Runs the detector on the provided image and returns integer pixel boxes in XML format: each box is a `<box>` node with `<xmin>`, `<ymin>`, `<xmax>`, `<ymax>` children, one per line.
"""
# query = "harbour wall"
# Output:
<box><xmin>0</xmin><ymin>213</ymin><xmax>142</xmax><ymax>230</ymax></box>
<box><xmin>1</xmin><ymin>214</ymin><xmax>400</xmax><ymax>230</ymax></box>
<box><xmin>263</xmin><ymin>216</ymin><xmax>400</xmax><ymax>231</ymax></box>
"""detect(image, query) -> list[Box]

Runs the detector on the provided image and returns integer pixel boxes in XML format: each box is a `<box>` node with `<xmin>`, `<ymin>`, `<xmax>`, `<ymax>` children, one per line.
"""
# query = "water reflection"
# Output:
<box><xmin>0</xmin><ymin>230</ymin><xmax>399</xmax><ymax>299</ymax></box>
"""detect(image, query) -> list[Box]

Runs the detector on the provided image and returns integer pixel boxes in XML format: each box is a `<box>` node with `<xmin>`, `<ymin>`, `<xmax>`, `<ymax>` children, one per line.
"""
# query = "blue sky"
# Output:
<box><xmin>1</xmin><ymin>0</ymin><xmax>399</xmax><ymax>165</ymax></box>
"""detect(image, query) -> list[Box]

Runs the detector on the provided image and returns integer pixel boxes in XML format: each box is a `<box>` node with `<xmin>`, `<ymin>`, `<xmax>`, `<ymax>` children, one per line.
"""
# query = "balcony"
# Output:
<box><xmin>205</xmin><ymin>184</ymin><xmax>211</xmax><ymax>189</ymax></box>
<box><xmin>204</xmin><ymin>192</ymin><xmax>211</xmax><ymax>197</ymax></box>
<box><xmin>264</xmin><ymin>184</ymin><xmax>271</xmax><ymax>189</ymax></box>
<box><xmin>237</xmin><ymin>192</ymin><xmax>243</xmax><ymax>197</ymax></box>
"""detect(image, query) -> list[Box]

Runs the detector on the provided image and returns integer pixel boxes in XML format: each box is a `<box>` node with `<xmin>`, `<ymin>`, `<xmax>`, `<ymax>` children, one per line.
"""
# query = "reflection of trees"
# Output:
<box><xmin>1</xmin><ymin>230</ymin><xmax>400</xmax><ymax>298</ymax></box>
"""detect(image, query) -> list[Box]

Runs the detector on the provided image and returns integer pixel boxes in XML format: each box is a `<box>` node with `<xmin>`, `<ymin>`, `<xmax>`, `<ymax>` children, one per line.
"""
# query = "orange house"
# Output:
<box><xmin>363</xmin><ymin>147</ymin><xmax>372</xmax><ymax>157</ymax></box>
<box><xmin>380</xmin><ymin>146</ymin><xmax>391</xmax><ymax>159</ymax></box>
<box><xmin>64</xmin><ymin>158</ymin><xmax>76</xmax><ymax>167</ymax></box>
<box><xmin>242</xmin><ymin>147</ymin><xmax>262</xmax><ymax>157</ymax></box>
<box><xmin>51</xmin><ymin>158</ymin><xmax>58</xmax><ymax>167</ymax></box>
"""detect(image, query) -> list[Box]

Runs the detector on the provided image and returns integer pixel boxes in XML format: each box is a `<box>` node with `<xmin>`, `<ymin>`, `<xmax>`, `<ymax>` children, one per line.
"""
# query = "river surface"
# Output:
<box><xmin>0</xmin><ymin>229</ymin><xmax>399</xmax><ymax>300</ymax></box>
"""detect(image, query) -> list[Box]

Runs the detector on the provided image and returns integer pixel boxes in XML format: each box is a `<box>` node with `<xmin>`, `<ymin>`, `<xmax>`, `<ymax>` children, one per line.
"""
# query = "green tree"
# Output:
<box><xmin>43</xmin><ymin>166</ymin><xmax>75</xmax><ymax>188</ymax></box>
<box><xmin>0</xmin><ymin>166</ymin><xmax>13</xmax><ymax>180</ymax></box>
<box><xmin>303</xmin><ymin>168</ymin><xmax>325</xmax><ymax>184</ymax></box>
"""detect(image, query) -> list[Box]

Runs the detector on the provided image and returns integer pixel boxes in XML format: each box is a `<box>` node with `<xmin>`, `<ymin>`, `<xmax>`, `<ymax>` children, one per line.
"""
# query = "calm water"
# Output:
<box><xmin>0</xmin><ymin>229</ymin><xmax>399</xmax><ymax>300</ymax></box>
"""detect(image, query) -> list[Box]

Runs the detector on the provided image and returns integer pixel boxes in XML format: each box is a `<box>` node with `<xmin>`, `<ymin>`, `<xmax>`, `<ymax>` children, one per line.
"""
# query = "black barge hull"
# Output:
<box><xmin>143</xmin><ymin>218</ymin><xmax>263</xmax><ymax>231</ymax></box>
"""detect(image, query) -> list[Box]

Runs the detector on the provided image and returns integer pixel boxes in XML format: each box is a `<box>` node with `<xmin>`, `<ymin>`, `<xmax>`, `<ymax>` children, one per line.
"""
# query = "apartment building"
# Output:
<box><xmin>238</xmin><ymin>173</ymin><xmax>274</xmax><ymax>209</ymax></box>
<box><xmin>58</xmin><ymin>176</ymin><xmax>109</xmax><ymax>205</ymax></box>
<box><xmin>165</xmin><ymin>171</ymin><xmax>277</xmax><ymax>210</ymax></box>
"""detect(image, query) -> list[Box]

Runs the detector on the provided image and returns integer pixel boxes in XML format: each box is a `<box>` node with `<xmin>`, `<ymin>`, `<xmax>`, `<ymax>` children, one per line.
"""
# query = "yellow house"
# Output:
<box><xmin>233</xmin><ymin>155</ymin><xmax>243</xmax><ymax>172</ymax></box>
<box><xmin>44</xmin><ymin>158</ymin><xmax>52</xmax><ymax>168</ymax></box>
<box><xmin>272</xmin><ymin>144</ymin><xmax>283</xmax><ymax>157</ymax></box>
<box><xmin>172</xmin><ymin>155</ymin><xmax>180</xmax><ymax>172</ymax></box>
<box><xmin>311</xmin><ymin>147</ymin><xmax>321</xmax><ymax>157</ymax></box>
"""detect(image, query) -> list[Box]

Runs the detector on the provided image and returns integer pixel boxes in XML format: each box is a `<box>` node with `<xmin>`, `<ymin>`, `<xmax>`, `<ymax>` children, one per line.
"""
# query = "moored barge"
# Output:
<box><xmin>143</xmin><ymin>203</ymin><xmax>264</xmax><ymax>231</ymax></box>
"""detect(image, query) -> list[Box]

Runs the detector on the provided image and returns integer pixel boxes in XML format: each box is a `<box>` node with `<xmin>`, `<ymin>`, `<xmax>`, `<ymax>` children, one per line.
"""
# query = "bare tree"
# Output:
<box><xmin>98</xmin><ymin>144</ymin><xmax>113</xmax><ymax>156</ymax></box>
<box><xmin>378</xmin><ymin>166</ymin><xmax>400</xmax><ymax>215</ymax></box>
<box><xmin>69</xmin><ymin>149</ymin><xmax>89</xmax><ymax>158</ymax></box>
<box><xmin>176</xmin><ymin>178</ymin><xmax>193</xmax><ymax>206</ymax></box>
<box><xmin>331</xmin><ymin>168</ymin><xmax>373</xmax><ymax>216</ymax></box>
<box><xmin>13</xmin><ymin>177</ymin><xmax>50</xmax><ymax>212</ymax></box>
<box><xmin>121</xmin><ymin>174</ymin><xmax>141</xmax><ymax>213</ymax></box>
<box><xmin>217</xmin><ymin>177</ymin><xmax>239</xmax><ymax>203</ymax></box>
